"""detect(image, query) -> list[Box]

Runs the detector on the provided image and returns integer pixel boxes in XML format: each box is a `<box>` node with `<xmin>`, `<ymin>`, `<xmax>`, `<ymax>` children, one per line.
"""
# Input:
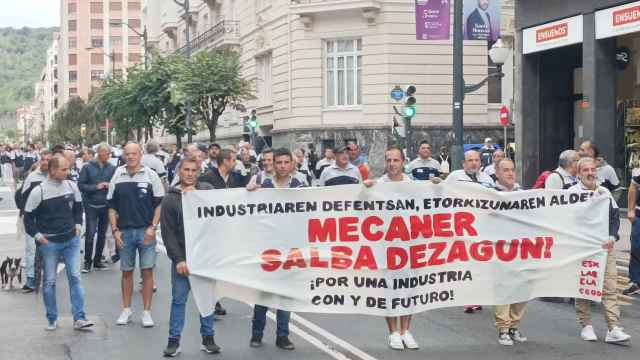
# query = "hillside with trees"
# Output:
<box><xmin>0</xmin><ymin>27</ymin><xmax>57</xmax><ymax>130</ymax></box>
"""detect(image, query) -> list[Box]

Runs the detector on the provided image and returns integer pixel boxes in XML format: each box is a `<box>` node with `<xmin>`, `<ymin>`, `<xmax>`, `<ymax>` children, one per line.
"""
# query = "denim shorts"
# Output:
<box><xmin>120</xmin><ymin>228</ymin><xmax>157</xmax><ymax>272</ymax></box>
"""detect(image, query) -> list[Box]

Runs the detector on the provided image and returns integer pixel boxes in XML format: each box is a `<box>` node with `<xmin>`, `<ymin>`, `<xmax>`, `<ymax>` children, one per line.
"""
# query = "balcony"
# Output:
<box><xmin>175</xmin><ymin>20</ymin><xmax>240</xmax><ymax>55</ymax></box>
<box><xmin>289</xmin><ymin>0</ymin><xmax>381</xmax><ymax>29</ymax></box>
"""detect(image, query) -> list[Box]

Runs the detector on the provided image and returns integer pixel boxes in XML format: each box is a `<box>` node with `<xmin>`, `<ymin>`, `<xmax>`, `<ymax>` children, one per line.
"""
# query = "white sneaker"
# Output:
<box><xmin>580</xmin><ymin>325</ymin><xmax>598</xmax><ymax>341</ymax></box>
<box><xmin>116</xmin><ymin>308</ymin><xmax>133</xmax><ymax>325</ymax></box>
<box><xmin>401</xmin><ymin>331</ymin><xmax>419</xmax><ymax>349</ymax></box>
<box><xmin>141</xmin><ymin>310</ymin><xmax>155</xmax><ymax>328</ymax></box>
<box><xmin>605</xmin><ymin>326</ymin><xmax>631</xmax><ymax>343</ymax></box>
<box><xmin>45</xmin><ymin>321</ymin><xmax>57</xmax><ymax>331</ymax></box>
<box><xmin>388</xmin><ymin>332</ymin><xmax>404</xmax><ymax>350</ymax></box>
<box><xmin>498</xmin><ymin>332</ymin><xmax>514</xmax><ymax>346</ymax></box>
<box><xmin>74</xmin><ymin>319</ymin><xmax>95</xmax><ymax>330</ymax></box>
<box><xmin>509</xmin><ymin>328</ymin><xmax>527</xmax><ymax>343</ymax></box>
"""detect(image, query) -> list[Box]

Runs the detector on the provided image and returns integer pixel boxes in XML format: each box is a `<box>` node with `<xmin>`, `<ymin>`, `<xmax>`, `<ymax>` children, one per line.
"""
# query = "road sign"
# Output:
<box><xmin>390</xmin><ymin>86</ymin><xmax>404</xmax><ymax>101</ymax></box>
<box><xmin>499</xmin><ymin>106</ymin><xmax>509</xmax><ymax>126</ymax></box>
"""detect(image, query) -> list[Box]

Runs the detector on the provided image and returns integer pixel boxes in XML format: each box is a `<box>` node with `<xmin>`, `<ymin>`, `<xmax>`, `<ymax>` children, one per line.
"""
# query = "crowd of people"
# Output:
<box><xmin>0</xmin><ymin>136</ymin><xmax>635</xmax><ymax>356</ymax></box>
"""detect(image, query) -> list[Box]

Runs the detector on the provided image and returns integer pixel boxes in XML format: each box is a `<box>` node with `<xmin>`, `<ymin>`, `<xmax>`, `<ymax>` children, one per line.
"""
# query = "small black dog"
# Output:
<box><xmin>1</xmin><ymin>257</ymin><xmax>22</xmax><ymax>290</ymax></box>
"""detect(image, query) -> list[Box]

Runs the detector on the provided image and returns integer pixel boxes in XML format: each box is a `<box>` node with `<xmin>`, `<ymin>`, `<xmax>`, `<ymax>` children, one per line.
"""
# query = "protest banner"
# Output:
<box><xmin>183</xmin><ymin>182</ymin><xmax>610</xmax><ymax>317</ymax></box>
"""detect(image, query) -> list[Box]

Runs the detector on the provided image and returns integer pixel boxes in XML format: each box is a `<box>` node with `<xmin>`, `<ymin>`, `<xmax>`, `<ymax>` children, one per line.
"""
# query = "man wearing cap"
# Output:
<box><xmin>318</xmin><ymin>146</ymin><xmax>362</xmax><ymax>186</ymax></box>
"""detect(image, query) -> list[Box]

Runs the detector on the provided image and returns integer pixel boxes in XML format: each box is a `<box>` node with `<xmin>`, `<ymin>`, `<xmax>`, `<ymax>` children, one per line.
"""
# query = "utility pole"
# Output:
<box><xmin>174</xmin><ymin>0</ymin><xmax>193</xmax><ymax>144</ymax></box>
<box><xmin>451</xmin><ymin>0</ymin><xmax>464</xmax><ymax>171</ymax></box>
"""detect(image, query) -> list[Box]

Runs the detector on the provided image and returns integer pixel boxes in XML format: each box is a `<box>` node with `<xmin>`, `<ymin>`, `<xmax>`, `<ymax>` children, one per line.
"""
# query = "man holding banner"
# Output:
<box><xmin>492</xmin><ymin>158</ymin><xmax>528</xmax><ymax>346</ymax></box>
<box><xmin>568</xmin><ymin>157</ymin><xmax>631</xmax><ymax>344</ymax></box>
<box><xmin>364</xmin><ymin>146</ymin><xmax>419</xmax><ymax>350</ymax></box>
<box><xmin>247</xmin><ymin>148</ymin><xmax>305</xmax><ymax>350</ymax></box>
<box><xmin>161</xmin><ymin>155</ymin><xmax>220</xmax><ymax>357</ymax></box>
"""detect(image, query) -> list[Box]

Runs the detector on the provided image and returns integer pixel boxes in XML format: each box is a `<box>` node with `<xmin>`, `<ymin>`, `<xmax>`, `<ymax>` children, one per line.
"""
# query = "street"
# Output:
<box><xmin>0</xmin><ymin>185</ymin><xmax>639</xmax><ymax>360</ymax></box>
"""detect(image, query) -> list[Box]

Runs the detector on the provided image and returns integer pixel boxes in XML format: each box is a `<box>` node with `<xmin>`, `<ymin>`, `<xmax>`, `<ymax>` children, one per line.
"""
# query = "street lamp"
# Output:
<box><xmin>109</xmin><ymin>20</ymin><xmax>149</xmax><ymax>70</ymax></box>
<box><xmin>172</xmin><ymin>0</ymin><xmax>193</xmax><ymax>143</ymax></box>
<box><xmin>450</xmin><ymin>11</ymin><xmax>511</xmax><ymax>171</ymax></box>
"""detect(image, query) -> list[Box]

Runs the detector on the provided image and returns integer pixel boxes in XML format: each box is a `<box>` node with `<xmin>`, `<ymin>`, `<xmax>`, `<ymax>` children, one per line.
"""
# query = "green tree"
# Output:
<box><xmin>172</xmin><ymin>50</ymin><xmax>254</xmax><ymax>143</ymax></box>
<box><xmin>49</xmin><ymin>97</ymin><xmax>99</xmax><ymax>145</ymax></box>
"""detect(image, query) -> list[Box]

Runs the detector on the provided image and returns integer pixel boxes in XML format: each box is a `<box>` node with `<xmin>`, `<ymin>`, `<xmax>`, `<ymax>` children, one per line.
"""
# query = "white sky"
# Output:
<box><xmin>0</xmin><ymin>0</ymin><xmax>60</xmax><ymax>28</ymax></box>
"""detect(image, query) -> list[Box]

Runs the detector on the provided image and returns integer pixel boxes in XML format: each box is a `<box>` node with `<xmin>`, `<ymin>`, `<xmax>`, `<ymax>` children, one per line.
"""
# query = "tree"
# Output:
<box><xmin>49</xmin><ymin>97</ymin><xmax>100</xmax><ymax>145</ymax></box>
<box><xmin>172</xmin><ymin>50</ymin><xmax>254</xmax><ymax>142</ymax></box>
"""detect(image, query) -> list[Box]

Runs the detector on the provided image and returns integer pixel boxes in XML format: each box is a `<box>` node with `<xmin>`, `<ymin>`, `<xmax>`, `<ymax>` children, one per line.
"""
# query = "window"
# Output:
<box><xmin>109</xmin><ymin>1</ymin><xmax>122</xmax><ymax>11</ymax></box>
<box><xmin>113</xmin><ymin>69</ymin><xmax>123</xmax><ymax>79</ymax></box>
<box><xmin>128</xmin><ymin>36</ymin><xmax>140</xmax><ymax>45</ymax></box>
<box><xmin>91</xmin><ymin>37</ymin><xmax>104</xmax><ymax>48</ymax></box>
<box><xmin>69</xmin><ymin>88</ymin><xmax>78</xmax><ymax>96</ymax></box>
<box><xmin>91</xmin><ymin>53</ymin><xmax>104</xmax><ymax>65</ymax></box>
<box><xmin>68</xmin><ymin>54</ymin><xmax>77</xmax><ymax>65</ymax></box>
<box><xmin>110</xmin><ymin>19</ymin><xmax>121</xmax><ymax>28</ymax></box>
<box><xmin>69</xmin><ymin>71</ymin><xmax>78</xmax><ymax>82</ymax></box>
<box><xmin>68</xmin><ymin>2</ymin><xmax>77</xmax><ymax>14</ymax></box>
<box><xmin>90</xmin><ymin>2</ymin><xmax>103</xmax><ymax>13</ymax></box>
<box><xmin>68</xmin><ymin>20</ymin><xmax>77</xmax><ymax>31</ymax></box>
<box><xmin>91</xmin><ymin>70</ymin><xmax>104</xmax><ymax>81</ymax></box>
<box><xmin>111</xmin><ymin>36</ymin><xmax>122</xmax><ymax>46</ymax></box>
<box><xmin>325</xmin><ymin>39</ymin><xmax>362</xmax><ymax>107</ymax></box>
<box><xmin>128</xmin><ymin>2</ymin><xmax>140</xmax><ymax>10</ymax></box>
<box><xmin>129</xmin><ymin>53</ymin><xmax>141</xmax><ymax>63</ymax></box>
<box><xmin>68</xmin><ymin>37</ymin><xmax>77</xmax><ymax>49</ymax></box>
<box><xmin>128</xmin><ymin>19</ymin><xmax>141</xmax><ymax>29</ymax></box>
<box><xmin>91</xmin><ymin>19</ymin><xmax>104</xmax><ymax>30</ymax></box>
<box><xmin>113</xmin><ymin>53</ymin><xmax>123</xmax><ymax>62</ymax></box>
<box><xmin>256</xmin><ymin>53</ymin><xmax>273</xmax><ymax>105</ymax></box>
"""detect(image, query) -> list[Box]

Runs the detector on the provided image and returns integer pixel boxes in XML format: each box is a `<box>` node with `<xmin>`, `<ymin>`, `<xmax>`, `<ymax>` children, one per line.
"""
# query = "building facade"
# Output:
<box><xmin>145</xmin><ymin>0</ymin><xmax>515</xmax><ymax>172</ymax></box>
<box><xmin>515</xmin><ymin>0</ymin><xmax>640</xmax><ymax>194</ymax></box>
<box><xmin>59</xmin><ymin>0</ymin><xmax>144</xmax><ymax>104</ymax></box>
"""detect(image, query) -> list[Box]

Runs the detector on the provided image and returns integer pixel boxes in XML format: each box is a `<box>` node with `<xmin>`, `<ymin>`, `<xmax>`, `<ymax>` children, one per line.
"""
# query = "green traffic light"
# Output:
<box><xmin>403</xmin><ymin>105</ymin><xmax>416</xmax><ymax>118</ymax></box>
<box><xmin>249</xmin><ymin>119</ymin><xmax>258</xmax><ymax>129</ymax></box>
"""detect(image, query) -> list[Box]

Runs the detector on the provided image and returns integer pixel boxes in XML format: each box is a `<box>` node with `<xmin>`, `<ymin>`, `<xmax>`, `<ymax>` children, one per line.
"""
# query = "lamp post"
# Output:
<box><xmin>451</xmin><ymin>1</ymin><xmax>510</xmax><ymax>170</ymax></box>
<box><xmin>173</xmin><ymin>0</ymin><xmax>193</xmax><ymax>143</ymax></box>
<box><xmin>109</xmin><ymin>21</ymin><xmax>149</xmax><ymax>70</ymax></box>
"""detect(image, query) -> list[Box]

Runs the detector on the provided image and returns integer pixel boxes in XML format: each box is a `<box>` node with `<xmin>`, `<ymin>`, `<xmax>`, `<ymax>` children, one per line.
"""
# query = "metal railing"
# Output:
<box><xmin>175</xmin><ymin>20</ymin><xmax>240</xmax><ymax>55</ymax></box>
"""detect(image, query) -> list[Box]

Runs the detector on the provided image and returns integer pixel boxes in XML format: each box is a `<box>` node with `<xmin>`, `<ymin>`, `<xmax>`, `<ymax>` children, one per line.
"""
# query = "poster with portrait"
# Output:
<box><xmin>463</xmin><ymin>0</ymin><xmax>501</xmax><ymax>41</ymax></box>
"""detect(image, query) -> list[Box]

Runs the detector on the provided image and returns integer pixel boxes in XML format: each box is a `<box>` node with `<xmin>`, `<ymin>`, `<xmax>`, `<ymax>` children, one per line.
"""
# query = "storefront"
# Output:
<box><xmin>516</xmin><ymin>0</ymin><xmax>640</xmax><ymax>198</ymax></box>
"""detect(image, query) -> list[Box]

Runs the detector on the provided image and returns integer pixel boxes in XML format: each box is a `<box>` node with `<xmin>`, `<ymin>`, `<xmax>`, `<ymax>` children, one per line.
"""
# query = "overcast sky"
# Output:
<box><xmin>0</xmin><ymin>0</ymin><xmax>60</xmax><ymax>28</ymax></box>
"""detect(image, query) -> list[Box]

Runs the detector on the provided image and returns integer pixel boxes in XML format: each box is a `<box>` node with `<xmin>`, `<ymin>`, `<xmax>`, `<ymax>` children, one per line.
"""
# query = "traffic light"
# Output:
<box><xmin>248</xmin><ymin>109</ymin><xmax>258</xmax><ymax>130</ymax></box>
<box><xmin>403</xmin><ymin>86</ymin><xmax>416</xmax><ymax>119</ymax></box>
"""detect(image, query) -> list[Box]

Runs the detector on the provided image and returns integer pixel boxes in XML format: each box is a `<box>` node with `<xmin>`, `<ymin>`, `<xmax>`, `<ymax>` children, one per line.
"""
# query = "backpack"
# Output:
<box><xmin>532</xmin><ymin>170</ymin><xmax>563</xmax><ymax>189</ymax></box>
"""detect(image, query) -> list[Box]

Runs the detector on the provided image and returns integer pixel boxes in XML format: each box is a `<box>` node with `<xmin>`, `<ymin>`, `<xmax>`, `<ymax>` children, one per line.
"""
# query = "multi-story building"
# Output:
<box><xmin>59</xmin><ymin>0</ymin><xmax>144</xmax><ymax>104</ymax></box>
<box><xmin>44</xmin><ymin>33</ymin><xmax>61</xmax><ymax>130</ymax></box>
<box><xmin>145</xmin><ymin>0</ymin><xmax>515</xmax><ymax>172</ymax></box>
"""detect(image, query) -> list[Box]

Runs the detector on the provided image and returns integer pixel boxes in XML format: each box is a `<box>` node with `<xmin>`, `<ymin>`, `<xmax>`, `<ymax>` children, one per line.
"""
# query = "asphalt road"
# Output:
<box><xmin>1</xmin><ymin>184</ymin><xmax>639</xmax><ymax>360</ymax></box>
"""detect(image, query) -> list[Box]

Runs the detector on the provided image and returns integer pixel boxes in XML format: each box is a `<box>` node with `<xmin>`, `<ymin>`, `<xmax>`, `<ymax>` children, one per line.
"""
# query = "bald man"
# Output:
<box><xmin>107</xmin><ymin>142</ymin><xmax>165</xmax><ymax>328</ymax></box>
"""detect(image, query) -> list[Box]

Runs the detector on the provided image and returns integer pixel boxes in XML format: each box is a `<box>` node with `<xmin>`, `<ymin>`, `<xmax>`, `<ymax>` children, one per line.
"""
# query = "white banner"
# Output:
<box><xmin>596</xmin><ymin>1</ymin><xmax>640</xmax><ymax>39</ymax></box>
<box><xmin>184</xmin><ymin>182</ymin><xmax>610</xmax><ymax>317</ymax></box>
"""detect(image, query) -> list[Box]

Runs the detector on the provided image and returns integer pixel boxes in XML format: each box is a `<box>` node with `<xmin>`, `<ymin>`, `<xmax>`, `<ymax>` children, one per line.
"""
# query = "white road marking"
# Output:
<box><xmin>249</xmin><ymin>301</ymin><xmax>378</xmax><ymax>360</ymax></box>
<box><xmin>290</xmin><ymin>313</ymin><xmax>379</xmax><ymax>360</ymax></box>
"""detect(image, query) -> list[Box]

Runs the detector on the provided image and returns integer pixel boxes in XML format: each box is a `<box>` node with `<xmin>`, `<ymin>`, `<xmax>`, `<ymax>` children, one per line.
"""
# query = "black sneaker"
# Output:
<box><xmin>111</xmin><ymin>254</ymin><xmax>120</xmax><ymax>264</ymax></box>
<box><xmin>93</xmin><ymin>261</ymin><xmax>108</xmax><ymax>271</ymax></box>
<box><xmin>22</xmin><ymin>285</ymin><xmax>35</xmax><ymax>294</ymax></box>
<box><xmin>250</xmin><ymin>336</ymin><xmax>263</xmax><ymax>348</ymax></box>
<box><xmin>214</xmin><ymin>302</ymin><xmax>227</xmax><ymax>316</ymax></box>
<box><xmin>623</xmin><ymin>283</ymin><xmax>640</xmax><ymax>296</ymax></box>
<box><xmin>201</xmin><ymin>336</ymin><xmax>221</xmax><ymax>354</ymax></box>
<box><xmin>163</xmin><ymin>338</ymin><xmax>181</xmax><ymax>357</ymax></box>
<box><xmin>81</xmin><ymin>262</ymin><xmax>91</xmax><ymax>274</ymax></box>
<box><xmin>276</xmin><ymin>336</ymin><xmax>295</xmax><ymax>350</ymax></box>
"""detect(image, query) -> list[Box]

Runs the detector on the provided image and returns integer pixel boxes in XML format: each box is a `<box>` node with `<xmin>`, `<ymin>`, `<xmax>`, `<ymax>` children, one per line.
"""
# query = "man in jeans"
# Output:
<box><xmin>108</xmin><ymin>142</ymin><xmax>164</xmax><ymax>328</ymax></box>
<box><xmin>246</xmin><ymin>148</ymin><xmax>303</xmax><ymax>350</ymax></box>
<box><xmin>78</xmin><ymin>143</ymin><xmax>115</xmax><ymax>273</ymax></box>
<box><xmin>23</xmin><ymin>155</ymin><xmax>94</xmax><ymax>331</ymax></box>
<box><xmin>161</xmin><ymin>156</ymin><xmax>220</xmax><ymax>357</ymax></box>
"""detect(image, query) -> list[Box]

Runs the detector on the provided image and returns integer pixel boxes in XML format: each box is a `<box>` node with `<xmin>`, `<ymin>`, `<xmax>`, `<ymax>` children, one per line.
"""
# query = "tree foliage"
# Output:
<box><xmin>49</xmin><ymin>97</ymin><xmax>102</xmax><ymax>145</ymax></box>
<box><xmin>172</xmin><ymin>50</ymin><xmax>254</xmax><ymax>142</ymax></box>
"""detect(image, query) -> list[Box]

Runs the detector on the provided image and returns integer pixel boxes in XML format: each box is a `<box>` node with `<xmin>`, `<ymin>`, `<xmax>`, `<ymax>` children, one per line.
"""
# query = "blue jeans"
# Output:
<box><xmin>40</xmin><ymin>235</ymin><xmax>86</xmax><ymax>324</ymax></box>
<box><xmin>120</xmin><ymin>228</ymin><xmax>157</xmax><ymax>272</ymax></box>
<box><xmin>252</xmin><ymin>305</ymin><xmax>290</xmax><ymax>338</ymax></box>
<box><xmin>630</xmin><ymin>217</ymin><xmax>640</xmax><ymax>284</ymax></box>
<box><xmin>24</xmin><ymin>233</ymin><xmax>36</xmax><ymax>281</ymax></box>
<box><xmin>169</xmin><ymin>263</ymin><xmax>214</xmax><ymax>339</ymax></box>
